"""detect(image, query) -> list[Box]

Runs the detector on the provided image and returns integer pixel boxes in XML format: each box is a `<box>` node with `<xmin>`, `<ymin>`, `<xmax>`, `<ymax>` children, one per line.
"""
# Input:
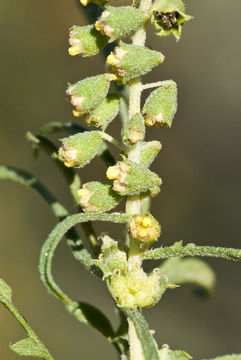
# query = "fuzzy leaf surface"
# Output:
<box><xmin>10</xmin><ymin>338</ymin><xmax>53</xmax><ymax>360</ymax></box>
<box><xmin>123</xmin><ymin>308</ymin><xmax>159</xmax><ymax>360</ymax></box>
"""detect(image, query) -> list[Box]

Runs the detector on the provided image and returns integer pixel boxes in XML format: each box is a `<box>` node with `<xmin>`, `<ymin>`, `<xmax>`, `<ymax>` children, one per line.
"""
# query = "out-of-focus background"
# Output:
<box><xmin>0</xmin><ymin>0</ymin><xmax>240</xmax><ymax>359</ymax></box>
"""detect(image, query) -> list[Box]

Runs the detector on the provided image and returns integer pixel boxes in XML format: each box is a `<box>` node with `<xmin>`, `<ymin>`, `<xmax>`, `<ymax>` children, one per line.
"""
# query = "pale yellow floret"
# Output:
<box><xmin>106</xmin><ymin>54</ymin><xmax>120</xmax><ymax>66</ymax></box>
<box><xmin>73</xmin><ymin>109</ymin><xmax>82</xmax><ymax>117</ymax></box>
<box><xmin>64</xmin><ymin>160</ymin><xmax>76</xmax><ymax>168</ymax></box>
<box><xmin>145</xmin><ymin>117</ymin><xmax>155</xmax><ymax>126</ymax></box>
<box><xmin>135</xmin><ymin>216</ymin><xmax>143</xmax><ymax>223</ymax></box>
<box><xmin>139</xmin><ymin>229</ymin><xmax>148</xmax><ymax>238</ymax></box>
<box><xmin>68</xmin><ymin>46</ymin><xmax>81</xmax><ymax>56</ymax></box>
<box><xmin>80</xmin><ymin>0</ymin><xmax>89</xmax><ymax>5</ymax></box>
<box><xmin>142</xmin><ymin>217</ymin><xmax>153</xmax><ymax>227</ymax></box>
<box><xmin>95</xmin><ymin>21</ymin><xmax>101</xmax><ymax>32</ymax></box>
<box><xmin>129</xmin><ymin>130</ymin><xmax>143</xmax><ymax>144</ymax></box>
<box><xmin>145</xmin><ymin>113</ymin><xmax>165</xmax><ymax>127</ymax></box>
<box><xmin>108</xmin><ymin>74</ymin><xmax>117</xmax><ymax>81</ymax></box>
<box><xmin>77</xmin><ymin>188</ymin><xmax>90</xmax><ymax>198</ymax></box>
<box><xmin>106</xmin><ymin>166</ymin><xmax>120</xmax><ymax>180</ymax></box>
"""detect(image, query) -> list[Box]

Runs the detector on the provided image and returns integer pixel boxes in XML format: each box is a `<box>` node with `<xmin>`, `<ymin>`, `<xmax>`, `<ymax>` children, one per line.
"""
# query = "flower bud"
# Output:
<box><xmin>66</xmin><ymin>74</ymin><xmax>115</xmax><ymax>116</ymax></box>
<box><xmin>95</xmin><ymin>6</ymin><xmax>146</xmax><ymax>43</ymax></box>
<box><xmin>68</xmin><ymin>25</ymin><xmax>108</xmax><ymax>57</ymax></box>
<box><xmin>59</xmin><ymin>131</ymin><xmax>103</xmax><ymax>168</ymax></box>
<box><xmin>142</xmin><ymin>80</ymin><xmax>177</xmax><ymax>127</ymax></box>
<box><xmin>110</xmin><ymin>267</ymin><xmax>162</xmax><ymax>308</ymax></box>
<box><xmin>85</xmin><ymin>94</ymin><xmax>120</xmax><ymax>130</ymax></box>
<box><xmin>150</xmin><ymin>0</ymin><xmax>192</xmax><ymax>40</ymax></box>
<box><xmin>129</xmin><ymin>213</ymin><xmax>161</xmax><ymax>243</ymax></box>
<box><xmin>77</xmin><ymin>181</ymin><xmax>122</xmax><ymax>212</ymax></box>
<box><xmin>106</xmin><ymin>158</ymin><xmax>161</xmax><ymax>196</ymax></box>
<box><xmin>100</xmin><ymin>234</ymin><xmax>128</xmax><ymax>274</ymax></box>
<box><xmin>107</xmin><ymin>41</ymin><xmax>164</xmax><ymax>85</ymax></box>
<box><xmin>121</xmin><ymin>113</ymin><xmax>145</xmax><ymax>145</ymax></box>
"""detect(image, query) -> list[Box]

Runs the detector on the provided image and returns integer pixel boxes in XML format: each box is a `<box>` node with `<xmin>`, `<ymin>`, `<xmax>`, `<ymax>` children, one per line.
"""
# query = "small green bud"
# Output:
<box><xmin>68</xmin><ymin>25</ymin><xmax>108</xmax><ymax>57</ymax></box>
<box><xmin>127</xmin><ymin>141</ymin><xmax>161</xmax><ymax>167</ymax></box>
<box><xmin>106</xmin><ymin>157</ymin><xmax>161</xmax><ymax>195</ymax></box>
<box><xmin>66</xmin><ymin>74</ymin><xmax>115</xmax><ymax>116</ymax></box>
<box><xmin>129</xmin><ymin>213</ymin><xmax>161</xmax><ymax>243</ymax></box>
<box><xmin>95</xmin><ymin>6</ymin><xmax>147</xmax><ymax>43</ymax></box>
<box><xmin>142</xmin><ymin>80</ymin><xmax>177</xmax><ymax>127</ymax></box>
<box><xmin>150</xmin><ymin>0</ymin><xmax>192</xmax><ymax>40</ymax></box>
<box><xmin>77</xmin><ymin>181</ymin><xmax>122</xmax><ymax>212</ymax></box>
<box><xmin>107</xmin><ymin>41</ymin><xmax>164</xmax><ymax>85</ymax></box>
<box><xmin>85</xmin><ymin>94</ymin><xmax>120</xmax><ymax>130</ymax></box>
<box><xmin>110</xmin><ymin>267</ymin><xmax>162</xmax><ymax>308</ymax></box>
<box><xmin>100</xmin><ymin>234</ymin><xmax>128</xmax><ymax>274</ymax></box>
<box><xmin>59</xmin><ymin>131</ymin><xmax>103</xmax><ymax>168</ymax></box>
<box><xmin>121</xmin><ymin>113</ymin><xmax>145</xmax><ymax>145</ymax></box>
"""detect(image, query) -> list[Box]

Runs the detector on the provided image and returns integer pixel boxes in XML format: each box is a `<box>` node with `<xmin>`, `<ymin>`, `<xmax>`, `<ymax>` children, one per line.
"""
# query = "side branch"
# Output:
<box><xmin>141</xmin><ymin>242</ymin><xmax>241</xmax><ymax>261</ymax></box>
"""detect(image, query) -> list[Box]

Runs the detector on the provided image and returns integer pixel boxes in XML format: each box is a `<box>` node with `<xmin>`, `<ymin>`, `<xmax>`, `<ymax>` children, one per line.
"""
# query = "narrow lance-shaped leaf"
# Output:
<box><xmin>123</xmin><ymin>307</ymin><xmax>160</xmax><ymax>360</ymax></box>
<box><xmin>142</xmin><ymin>241</ymin><xmax>241</xmax><ymax>262</ymax></box>
<box><xmin>159</xmin><ymin>257</ymin><xmax>216</xmax><ymax>295</ymax></box>
<box><xmin>0</xmin><ymin>279</ymin><xmax>54</xmax><ymax>360</ymax></box>
<box><xmin>65</xmin><ymin>301</ymin><xmax>114</xmax><ymax>339</ymax></box>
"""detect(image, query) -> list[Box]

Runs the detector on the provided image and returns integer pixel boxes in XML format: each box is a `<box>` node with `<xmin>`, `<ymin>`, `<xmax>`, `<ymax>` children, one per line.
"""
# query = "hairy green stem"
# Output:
<box><xmin>141</xmin><ymin>242</ymin><xmax>241</xmax><ymax>261</ymax></box>
<box><xmin>125</xmin><ymin>0</ymin><xmax>153</xmax><ymax>358</ymax></box>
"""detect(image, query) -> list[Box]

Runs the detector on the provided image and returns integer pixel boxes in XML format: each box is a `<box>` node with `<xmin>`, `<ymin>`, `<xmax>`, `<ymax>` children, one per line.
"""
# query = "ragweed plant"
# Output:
<box><xmin>0</xmin><ymin>0</ymin><xmax>240</xmax><ymax>359</ymax></box>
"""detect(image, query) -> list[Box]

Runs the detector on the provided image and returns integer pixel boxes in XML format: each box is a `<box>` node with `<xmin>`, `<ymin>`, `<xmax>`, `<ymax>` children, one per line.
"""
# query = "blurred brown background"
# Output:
<box><xmin>0</xmin><ymin>0</ymin><xmax>240</xmax><ymax>359</ymax></box>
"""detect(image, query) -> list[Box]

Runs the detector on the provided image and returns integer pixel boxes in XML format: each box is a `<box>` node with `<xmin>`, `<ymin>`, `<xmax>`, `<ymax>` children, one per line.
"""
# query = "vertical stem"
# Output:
<box><xmin>125</xmin><ymin>1</ymin><xmax>153</xmax><ymax>359</ymax></box>
<box><xmin>126</xmin><ymin>0</ymin><xmax>152</xmax><ymax>265</ymax></box>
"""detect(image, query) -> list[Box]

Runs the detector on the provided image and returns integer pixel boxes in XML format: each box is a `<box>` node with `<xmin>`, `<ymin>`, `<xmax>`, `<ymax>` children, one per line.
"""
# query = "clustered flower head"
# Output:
<box><xmin>129</xmin><ymin>214</ymin><xmax>161</xmax><ymax>243</ymax></box>
<box><xmin>150</xmin><ymin>0</ymin><xmax>192</xmax><ymax>40</ymax></box>
<box><xmin>109</xmin><ymin>267</ymin><xmax>163</xmax><ymax>308</ymax></box>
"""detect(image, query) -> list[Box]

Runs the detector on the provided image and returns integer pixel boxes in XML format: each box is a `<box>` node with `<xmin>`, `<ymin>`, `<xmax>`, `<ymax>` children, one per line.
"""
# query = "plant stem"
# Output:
<box><xmin>125</xmin><ymin>0</ymin><xmax>153</xmax><ymax>358</ymax></box>
<box><xmin>126</xmin><ymin>0</ymin><xmax>152</xmax><ymax>265</ymax></box>
<box><xmin>141</xmin><ymin>243</ymin><xmax>241</xmax><ymax>261</ymax></box>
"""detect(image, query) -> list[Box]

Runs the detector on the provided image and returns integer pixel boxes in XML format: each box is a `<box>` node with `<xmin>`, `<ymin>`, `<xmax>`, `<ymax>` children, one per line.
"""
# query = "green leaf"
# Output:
<box><xmin>0</xmin><ymin>278</ymin><xmax>12</xmax><ymax>303</ymax></box>
<box><xmin>0</xmin><ymin>280</ymin><xmax>54</xmax><ymax>359</ymax></box>
<box><xmin>142</xmin><ymin>242</ymin><xmax>241</xmax><ymax>262</ymax></box>
<box><xmin>37</xmin><ymin>121</ymin><xmax>86</xmax><ymax>137</ymax></box>
<box><xmin>10</xmin><ymin>338</ymin><xmax>53</xmax><ymax>359</ymax></box>
<box><xmin>123</xmin><ymin>308</ymin><xmax>159</xmax><ymax>360</ymax></box>
<box><xmin>202</xmin><ymin>355</ymin><xmax>241</xmax><ymax>360</ymax></box>
<box><xmin>159</xmin><ymin>257</ymin><xmax>216</xmax><ymax>295</ymax></box>
<box><xmin>0</xmin><ymin>165</ymin><xmax>68</xmax><ymax>219</ymax></box>
<box><xmin>39</xmin><ymin>212</ymin><xmax>131</xmax><ymax>300</ymax></box>
<box><xmin>66</xmin><ymin>301</ymin><xmax>114</xmax><ymax>339</ymax></box>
